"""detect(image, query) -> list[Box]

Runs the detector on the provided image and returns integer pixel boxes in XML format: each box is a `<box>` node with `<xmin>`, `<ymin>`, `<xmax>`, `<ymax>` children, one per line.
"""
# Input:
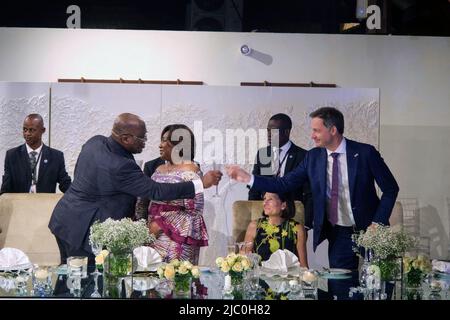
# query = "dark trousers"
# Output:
<box><xmin>55</xmin><ymin>236</ymin><xmax>95</xmax><ymax>266</ymax></box>
<box><xmin>325</xmin><ymin>223</ymin><xmax>359</xmax><ymax>270</ymax></box>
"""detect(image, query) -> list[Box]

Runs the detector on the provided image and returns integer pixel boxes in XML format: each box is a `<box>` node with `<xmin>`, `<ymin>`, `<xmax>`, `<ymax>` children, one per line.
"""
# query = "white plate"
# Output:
<box><xmin>319</xmin><ymin>268</ymin><xmax>352</xmax><ymax>279</ymax></box>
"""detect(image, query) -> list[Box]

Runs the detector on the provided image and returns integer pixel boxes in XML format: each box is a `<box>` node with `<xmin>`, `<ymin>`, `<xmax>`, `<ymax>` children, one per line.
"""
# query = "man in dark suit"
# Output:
<box><xmin>248</xmin><ymin>113</ymin><xmax>313</xmax><ymax>229</ymax></box>
<box><xmin>227</xmin><ymin>107</ymin><xmax>399</xmax><ymax>270</ymax></box>
<box><xmin>48</xmin><ymin>113</ymin><xmax>222</xmax><ymax>265</ymax></box>
<box><xmin>0</xmin><ymin>114</ymin><xmax>71</xmax><ymax>194</ymax></box>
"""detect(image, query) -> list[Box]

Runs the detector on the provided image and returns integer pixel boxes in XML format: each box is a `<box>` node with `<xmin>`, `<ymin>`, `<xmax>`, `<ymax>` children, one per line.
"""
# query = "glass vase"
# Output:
<box><xmin>229</xmin><ymin>271</ymin><xmax>244</xmax><ymax>300</ymax></box>
<box><xmin>173</xmin><ymin>273</ymin><xmax>192</xmax><ymax>299</ymax></box>
<box><xmin>103</xmin><ymin>251</ymin><xmax>133</xmax><ymax>298</ymax></box>
<box><xmin>373</xmin><ymin>256</ymin><xmax>402</xmax><ymax>300</ymax></box>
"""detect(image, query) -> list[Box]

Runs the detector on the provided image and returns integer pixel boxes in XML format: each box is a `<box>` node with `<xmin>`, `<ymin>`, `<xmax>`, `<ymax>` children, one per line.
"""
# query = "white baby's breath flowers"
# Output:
<box><xmin>352</xmin><ymin>223</ymin><xmax>417</xmax><ymax>259</ymax></box>
<box><xmin>89</xmin><ymin>218</ymin><xmax>154</xmax><ymax>254</ymax></box>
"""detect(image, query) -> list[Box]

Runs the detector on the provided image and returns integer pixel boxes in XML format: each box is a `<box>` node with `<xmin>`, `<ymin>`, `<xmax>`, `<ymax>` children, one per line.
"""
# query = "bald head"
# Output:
<box><xmin>25</xmin><ymin>113</ymin><xmax>44</xmax><ymax>126</ymax></box>
<box><xmin>112</xmin><ymin>113</ymin><xmax>145</xmax><ymax>135</ymax></box>
<box><xmin>111</xmin><ymin>113</ymin><xmax>147</xmax><ymax>154</ymax></box>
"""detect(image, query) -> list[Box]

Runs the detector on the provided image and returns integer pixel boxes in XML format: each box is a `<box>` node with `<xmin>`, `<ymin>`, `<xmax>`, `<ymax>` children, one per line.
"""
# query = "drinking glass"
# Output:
<box><xmin>67</xmin><ymin>256</ymin><xmax>88</xmax><ymax>278</ymax></box>
<box><xmin>32</xmin><ymin>266</ymin><xmax>53</xmax><ymax>296</ymax></box>
<box><xmin>90</xmin><ymin>243</ymin><xmax>103</xmax><ymax>298</ymax></box>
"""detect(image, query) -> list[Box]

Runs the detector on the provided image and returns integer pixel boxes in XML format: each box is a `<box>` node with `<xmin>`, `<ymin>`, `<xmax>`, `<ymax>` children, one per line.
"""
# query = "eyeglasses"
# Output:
<box><xmin>126</xmin><ymin>133</ymin><xmax>147</xmax><ymax>143</ymax></box>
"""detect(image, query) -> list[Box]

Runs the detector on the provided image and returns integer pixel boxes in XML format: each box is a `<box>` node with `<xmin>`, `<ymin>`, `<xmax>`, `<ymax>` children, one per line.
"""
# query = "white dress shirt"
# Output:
<box><xmin>273</xmin><ymin>140</ymin><xmax>292</xmax><ymax>177</ymax></box>
<box><xmin>26</xmin><ymin>143</ymin><xmax>43</xmax><ymax>193</ymax></box>
<box><xmin>326</xmin><ymin>138</ymin><xmax>355</xmax><ymax>227</ymax></box>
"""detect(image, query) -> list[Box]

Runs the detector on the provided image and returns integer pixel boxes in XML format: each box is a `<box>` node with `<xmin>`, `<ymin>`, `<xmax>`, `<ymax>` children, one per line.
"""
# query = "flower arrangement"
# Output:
<box><xmin>89</xmin><ymin>218</ymin><xmax>154</xmax><ymax>254</ymax></box>
<box><xmin>352</xmin><ymin>224</ymin><xmax>417</xmax><ymax>260</ymax></box>
<box><xmin>352</xmin><ymin>223</ymin><xmax>417</xmax><ymax>281</ymax></box>
<box><xmin>216</xmin><ymin>253</ymin><xmax>252</xmax><ymax>275</ymax></box>
<box><xmin>403</xmin><ymin>254</ymin><xmax>431</xmax><ymax>287</ymax></box>
<box><xmin>157</xmin><ymin>259</ymin><xmax>200</xmax><ymax>297</ymax></box>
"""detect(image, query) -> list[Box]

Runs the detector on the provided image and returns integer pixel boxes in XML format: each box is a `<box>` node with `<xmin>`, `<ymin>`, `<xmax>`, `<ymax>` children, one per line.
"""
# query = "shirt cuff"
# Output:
<box><xmin>192</xmin><ymin>179</ymin><xmax>204</xmax><ymax>194</ymax></box>
<box><xmin>247</xmin><ymin>175</ymin><xmax>255</xmax><ymax>188</ymax></box>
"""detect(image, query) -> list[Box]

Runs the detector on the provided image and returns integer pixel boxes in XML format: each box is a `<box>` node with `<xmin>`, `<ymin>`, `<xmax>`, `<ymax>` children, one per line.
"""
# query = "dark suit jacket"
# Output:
<box><xmin>48</xmin><ymin>136</ymin><xmax>196</xmax><ymax>252</ymax></box>
<box><xmin>0</xmin><ymin>144</ymin><xmax>71</xmax><ymax>194</ymax></box>
<box><xmin>248</xmin><ymin>142</ymin><xmax>313</xmax><ymax>228</ymax></box>
<box><xmin>252</xmin><ymin>139</ymin><xmax>399</xmax><ymax>251</ymax></box>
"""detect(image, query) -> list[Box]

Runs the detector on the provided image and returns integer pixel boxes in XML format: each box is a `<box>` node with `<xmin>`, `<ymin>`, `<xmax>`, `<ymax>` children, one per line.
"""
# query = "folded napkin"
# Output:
<box><xmin>133</xmin><ymin>246</ymin><xmax>163</xmax><ymax>271</ymax></box>
<box><xmin>261</xmin><ymin>249</ymin><xmax>299</xmax><ymax>273</ymax></box>
<box><xmin>432</xmin><ymin>260</ymin><xmax>450</xmax><ymax>274</ymax></box>
<box><xmin>0</xmin><ymin>248</ymin><xmax>31</xmax><ymax>270</ymax></box>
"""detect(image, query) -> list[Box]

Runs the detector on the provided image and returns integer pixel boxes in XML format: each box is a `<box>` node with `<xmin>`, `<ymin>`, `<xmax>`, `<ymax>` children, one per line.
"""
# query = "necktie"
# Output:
<box><xmin>329</xmin><ymin>152</ymin><xmax>339</xmax><ymax>226</ymax></box>
<box><xmin>272</xmin><ymin>148</ymin><xmax>281</xmax><ymax>176</ymax></box>
<box><xmin>29</xmin><ymin>151</ymin><xmax>38</xmax><ymax>185</ymax></box>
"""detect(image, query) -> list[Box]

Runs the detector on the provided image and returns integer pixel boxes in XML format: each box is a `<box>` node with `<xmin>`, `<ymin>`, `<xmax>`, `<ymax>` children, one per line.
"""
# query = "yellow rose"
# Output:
<box><xmin>157</xmin><ymin>266</ymin><xmax>164</xmax><ymax>278</ymax></box>
<box><xmin>100</xmin><ymin>250</ymin><xmax>109</xmax><ymax>258</ymax></box>
<box><xmin>95</xmin><ymin>254</ymin><xmax>105</xmax><ymax>265</ymax></box>
<box><xmin>182</xmin><ymin>260</ymin><xmax>193</xmax><ymax>269</ymax></box>
<box><xmin>178</xmin><ymin>265</ymin><xmax>189</xmax><ymax>275</ymax></box>
<box><xmin>191</xmin><ymin>266</ymin><xmax>200</xmax><ymax>278</ymax></box>
<box><xmin>232</xmin><ymin>262</ymin><xmax>243</xmax><ymax>272</ymax></box>
<box><xmin>220</xmin><ymin>261</ymin><xmax>230</xmax><ymax>273</ymax></box>
<box><xmin>216</xmin><ymin>257</ymin><xmax>224</xmax><ymax>267</ymax></box>
<box><xmin>241</xmin><ymin>258</ymin><xmax>251</xmax><ymax>270</ymax></box>
<box><xmin>281</xmin><ymin>230</ymin><xmax>288</xmax><ymax>237</ymax></box>
<box><xmin>170</xmin><ymin>259</ymin><xmax>181</xmax><ymax>267</ymax></box>
<box><xmin>164</xmin><ymin>265</ymin><xmax>175</xmax><ymax>280</ymax></box>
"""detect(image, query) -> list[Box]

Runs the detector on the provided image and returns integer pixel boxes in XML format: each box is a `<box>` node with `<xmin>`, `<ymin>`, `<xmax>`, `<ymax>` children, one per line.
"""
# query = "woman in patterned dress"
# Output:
<box><xmin>147</xmin><ymin>124</ymin><xmax>207</xmax><ymax>264</ymax></box>
<box><xmin>243</xmin><ymin>192</ymin><xmax>308</xmax><ymax>268</ymax></box>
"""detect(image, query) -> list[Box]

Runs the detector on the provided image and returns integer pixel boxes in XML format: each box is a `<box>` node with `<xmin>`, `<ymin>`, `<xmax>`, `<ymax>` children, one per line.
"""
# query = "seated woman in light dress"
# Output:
<box><xmin>243</xmin><ymin>192</ymin><xmax>308</xmax><ymax>268</ymax></box>
<box><xmin>147</xmin><ymin>124</ymin><xmax>207</xmax><ymax>265</ymax></box>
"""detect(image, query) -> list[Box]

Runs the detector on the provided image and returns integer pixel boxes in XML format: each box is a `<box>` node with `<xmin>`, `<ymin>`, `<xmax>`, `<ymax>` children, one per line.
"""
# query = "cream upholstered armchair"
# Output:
<box><xmin>232</xmin><ymin>200</ymin><xmax>305</xmax><ymax>243</ymax></box>
<box><xmin>0</xmin><ymin>193</ymin><xmax>62</xmax><ymax>265</ymax></box>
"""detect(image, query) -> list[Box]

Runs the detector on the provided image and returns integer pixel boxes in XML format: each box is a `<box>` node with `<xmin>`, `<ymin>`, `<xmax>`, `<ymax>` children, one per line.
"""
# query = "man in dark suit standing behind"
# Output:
<box><xmin>49</xmin><ymin>113</ymin><xmax>222</xmax><ymax>265</ymax></box>
<box><xmin>0</xmin><ymin>114</ymin><xmax>71</xmax><ymax>194</ymax></box>
<box><xmin>248</xmin><ymin>113</ymin><xmax>312</xmax><ymax>229</ymax></box>
<box><xmin>227</xmin><ymin>107</ymin><xmax>399</xmax><ymax>270</ymax></box>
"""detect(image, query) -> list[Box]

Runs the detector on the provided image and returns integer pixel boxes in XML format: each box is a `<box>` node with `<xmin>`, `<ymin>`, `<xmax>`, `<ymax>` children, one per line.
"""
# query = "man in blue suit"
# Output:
<box><xmin>1</xmin><ymin>114</ymin><xmax>71</xmax><ymax>194</ymax></box>
<box><xmin>49</xmin><ymin>113</ymin><xmax>222</xmax><ymax>265</ymax></box>
<box><xmin>227</xmin><ymin>107</ymin><xmax>399</xmax><ymax>270</ymax></box>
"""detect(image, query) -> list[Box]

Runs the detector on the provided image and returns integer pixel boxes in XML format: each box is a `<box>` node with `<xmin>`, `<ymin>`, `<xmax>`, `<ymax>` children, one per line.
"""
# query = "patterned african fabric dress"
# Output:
<box><xmin>148</xmin><ymin>170</ymin><xmax>207</xmax><ymax>264</ymax></box>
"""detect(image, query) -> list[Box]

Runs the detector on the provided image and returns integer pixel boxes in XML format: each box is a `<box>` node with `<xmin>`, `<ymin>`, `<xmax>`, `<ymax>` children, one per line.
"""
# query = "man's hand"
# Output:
<box><xmin>202</xmin><ymin>170</ymin><xmax>223</xmax><ymax>188</ymax></box>
<box><xmin>225</xmin><ymin>165</ymin><xmax>251</xmax><ymax>184</ymax></box>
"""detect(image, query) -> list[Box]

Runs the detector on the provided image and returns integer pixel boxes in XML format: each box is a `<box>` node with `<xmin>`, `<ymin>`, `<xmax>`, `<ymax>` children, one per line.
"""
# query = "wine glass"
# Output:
<box><xmin>90</xmin><ymin>242</ymin><xmax>103</xmax><ymax>298</ymax></box>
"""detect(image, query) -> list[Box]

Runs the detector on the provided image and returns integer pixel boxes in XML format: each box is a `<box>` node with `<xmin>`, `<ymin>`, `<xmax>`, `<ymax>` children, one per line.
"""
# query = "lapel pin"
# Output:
<box><xmin>44</xmin><ymin>159</ymin><xmax>48</xmax><ymax>163</ymax></box>
<box><xmin>354</xmin><ymin>153</ymin><xmax>359</xmax><ymax>158</ymax></box>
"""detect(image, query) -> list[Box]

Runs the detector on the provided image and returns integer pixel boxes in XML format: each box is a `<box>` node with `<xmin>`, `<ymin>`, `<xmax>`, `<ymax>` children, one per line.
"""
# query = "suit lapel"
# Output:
<box><xmin>20</xmin><ymin>144</ymin><xmax>33</xmax><ymax>183</ymax></box>
<box><xmin>346</xmin><ymin>140</ymin><xmax>359</xmax><ymax>201</ymax></box>
<box><xmin>37</xmin><ymin>145</ymin><xmax>49</xmax><ymax>184</ymax></box>
<box><xmin>284</xmin><ymin>145</ymin><xmax>296</xmax><ymax>172</ymax></box>
<box><xmin>318</xmin><ymin>148</ymin><xmax>328</xmax><ymax>198</ymax></box>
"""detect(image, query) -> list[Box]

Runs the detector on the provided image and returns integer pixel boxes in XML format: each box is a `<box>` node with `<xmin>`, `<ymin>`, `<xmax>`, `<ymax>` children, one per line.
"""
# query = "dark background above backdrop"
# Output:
<box><xmin>1</xmin><ymin>0</ymin><xmax>449</xmax><ymax>36</ymax></box>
